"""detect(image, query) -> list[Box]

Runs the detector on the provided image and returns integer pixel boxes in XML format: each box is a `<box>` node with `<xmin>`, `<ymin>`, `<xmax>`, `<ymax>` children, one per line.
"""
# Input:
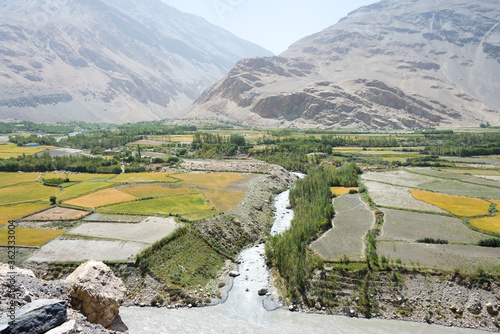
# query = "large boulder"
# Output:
<box><xmin>65</xmin><ymin>260</ymin><xmax>125</xmax><ymax>329</ymax></box>
<box><xmin>0</xmin><ymin>299</ymin><xmax>67</xmax><ymax>334</ymax></box>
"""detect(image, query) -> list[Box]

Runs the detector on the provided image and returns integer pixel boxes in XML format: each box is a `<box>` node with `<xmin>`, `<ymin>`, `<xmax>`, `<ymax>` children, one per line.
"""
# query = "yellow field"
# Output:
<box><xmin>182</xmin><ymin>210</ymin><xmax>217</xmax><ymax>221</ymax></box>
<box><xmin>44</xmin><ymin>173</ymin><xmax>115</xmax><ymax>181</ymax></box>
<box><xmin>119</xmin><ymin>184</ymin><xmax>193</xmax><ymax>198</ymax></box>
<box><xmin>470</xmin><ymin>214</ymin><xmax>500</xmax><ymax>234</ymax></box>
<box><xmin>0</xmin><ymin>143</ymin><xmax>56</xmax><ymax>159</ymax></box>
<box><xmin>110</xmin><ymin>173</ymin><xmax>177</xmax><ymax>183</ymax></box>
<box><xmin>175</xmin><ymin>172</ymin><xmax>245</xmax><ymax>188</ymax></box>
<box><xmin>65</xmin><ymin>188</ymin><xmax>137</xmax><ymax>208</ymax></box>
<box><xmin>330</xmin><ymin>187</ymin><xmax>358</xmax><ymax>196</ymax></box>
<box><xmin>0</xmin><ymin>227</ymin><xmax>65</xmax><ymax>246</ymax></box>
<box><xmin>0</xmin><ymin>172</ymin><xmax>41</xmax><ymax>187</ymax></box>
<box><xmin>411</xmin><ymin>190</ymin><xmax>491</xmax><ymax>217</ymax></box>
<box><xmin>201</xmin><ymin>188</ymin><xmax>244</xmax><ymax>212</ymax></box>
<box><xmin>0</xmin><ymin>183</ymin><xmax>60</xmax><ymax>206</ymax></box>
<box><xmin>0</xmin><ymin>203</ymin><xmax>48</xmax><ymax>226</ymax></box>
<box><xmin>145</xmin><ymin>135</ymin><xmax>194</xmax><ymax>142</ymax></box>
<box><xmin>57</xmin><ymin>182</ymin><xmax>112</xmax><ymax>201</ymax></box>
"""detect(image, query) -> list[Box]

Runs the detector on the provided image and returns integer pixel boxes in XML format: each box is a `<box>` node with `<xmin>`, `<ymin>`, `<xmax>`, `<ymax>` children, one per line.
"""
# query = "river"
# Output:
<box><xmin>120</xmin><ymin>172</ymin><xmax>483</xmax><ymax>334</ymax></box>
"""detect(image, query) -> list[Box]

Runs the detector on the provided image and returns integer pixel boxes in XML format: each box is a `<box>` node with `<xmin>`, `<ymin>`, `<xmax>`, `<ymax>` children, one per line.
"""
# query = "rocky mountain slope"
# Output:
<box><xmin>187</xmin><ymin>0</ymin><xmax>500</xmax><ymax>129</ymax></box>
<box><xmin>0</xmin><ymin>0</ymin><xmax>272</xmax><ymax>123</ymax></box>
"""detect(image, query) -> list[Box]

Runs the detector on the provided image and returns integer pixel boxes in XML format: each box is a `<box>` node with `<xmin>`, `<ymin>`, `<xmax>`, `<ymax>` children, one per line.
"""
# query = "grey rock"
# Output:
<box><xmin>0</xmin><ymin>299</ymin><xmax>67</xmax><ymax>334</ymax></box>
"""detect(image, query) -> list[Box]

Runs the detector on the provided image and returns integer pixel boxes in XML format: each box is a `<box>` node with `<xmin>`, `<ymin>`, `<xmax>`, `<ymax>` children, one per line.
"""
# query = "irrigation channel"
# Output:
<box><xmin>121</xmin><ymin>172</ymin><xmax>482</xmax><ymax>334</ymax></box>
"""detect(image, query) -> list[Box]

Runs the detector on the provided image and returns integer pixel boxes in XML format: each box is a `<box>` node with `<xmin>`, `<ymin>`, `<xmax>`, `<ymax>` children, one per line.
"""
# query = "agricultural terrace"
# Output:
<box><xmin>174</xmin><ymin>172</ymin><xmax>246</xmax><ymax>188</ymax></box>
<box><xmin>99</xmin><ymin>195</ymin><xmax>213</xmax><ymax>218</ymax></box>
<box><xmin>44</xmin><ymin>172</ymin><xmax>115</xmax><ymax>182</ymax></box>
<box><xmin>407</xmin><ymin>168</ymin><xmax>500</xmax><ymax>188</ymax></box>
<box><xmin>410</xmin><ymin>190</ymin><xmax>491</xmax><ymax>217</ymax></box>
<box><xmin>361</xmin><ymin>181</ymin><xmax>446</xmax><ymax>213</ymax></box>
<box><xmin>110</xmin><ymin>172</ymin><xmax>177</xmax><ymax>183</ymax></box>
<box><xmin>0</xmin><ymin>203</ymin><xmax>47</xmax><ymax>226</ymax></box>
<box><xmin>117</xmin><ymin>184</ymin><xmax>193</xmax><ymax>198</ymax></box>
<box><xmin>378</xmin><ymin>242</ymin><xmax>500</xmax><ymax>273</ymax></box>
<box><xmin>311</xmin><ymin>194</ymin><xmax>374</xmax><ymax>261</ymax></box>
<box><xmin>470</xmin><ymin>200</ymin><xmax>500</xmax><ymax>234</ymax></box>
<box><xmin>361</xmin><ymin>170</ymin><xmax>435</xmax><ymax>188</ymax></box>
<box><xmin>0</xmin><ymin>143</ymin><xmax>56</xmax><ymax>159</ymax></box>
<box><xmin>0</xmin><ymin>172</ymin><xmax>41</xmax><ymax>187</ymax></box>
<box><xmin>199</xmin><ymin>188</ymin><xmax>244</xmax><ymax>212</ymax></box>
<box><xmin>418</xmin><ymin>179</ymin><xmax>500</xmax><ymax>200</ymax></box>
<box><xmin>0</xmin><ymin>183</ymin><xmax>59</xmax><ymax>206</ymax></box>
<box><xmin>57</xmin><ymin>182</ymin><xmax>113</xmax><ymax>201</ymax></box>
<box><xmin>64</xmin><ymin>188</ymin><xmax>138</xmax><ymax>208</ymax></box>
<box><xmin>330</xmin><ymin>187</ymin><xmax>358</xmax><ymax>196</ymax></box>
<box><xmin>0</xmin><ymin>228</ymin><xmax>65</xmax><ymax>247</ymax></box>
<box><xmin>22</xmin><ymin>207</ymin><xmax>88</xmax><ymax>221</ymax></box>
<box><xmin>380</xmin><ymin>209</ymin><xmax>485</xmax><ymax>244</ymax></box>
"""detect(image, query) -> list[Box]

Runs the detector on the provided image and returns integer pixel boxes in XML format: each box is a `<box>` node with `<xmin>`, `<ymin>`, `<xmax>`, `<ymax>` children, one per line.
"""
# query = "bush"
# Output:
<box><xmin>416</xmin><ymin>238</ymin><xmax>448</xmax><ymax>244</ymax></box>
<box><xmin>477</xmin><ymin>238</ymin><xmax>500</xmax><ymax>247</ymax></box>
<box><xmin>348</xmin><ymin>189</ymin><xmax>359</xmax><ymax>194</ymax></box>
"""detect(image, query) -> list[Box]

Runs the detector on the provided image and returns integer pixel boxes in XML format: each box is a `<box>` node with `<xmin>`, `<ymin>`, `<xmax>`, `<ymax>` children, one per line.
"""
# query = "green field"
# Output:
<box><xmin>0</xmin><ymin>203</ymin><xmax>48</xmax><ymax>226</ymax></box>
<box><xmin>57</xmin><ymin>182</ymin><xmax>113</xmax><ymax>201</ymax></box>
<box><xmin>0</xmin><ymin>183</ymin><xmax>60</xmax><ymax>205</ymax></box>
<box><xmin>0</xmin><ymin>172</ymin><xmax>41</xmax><ymax>188</ymax></box>
<box><xmin>44</xmin><ymin>172</ymin><xmax>116</xmax><ymax>182</ymax></box>
<box><xmin>99</xmin><ymin>194</ymin><xmax>212</xmax><ymax>216</ymax></box>
<box><xmin>0</xmin><ymin>227</ymin><xmax>66</xmax><ymax>246</ymax></box>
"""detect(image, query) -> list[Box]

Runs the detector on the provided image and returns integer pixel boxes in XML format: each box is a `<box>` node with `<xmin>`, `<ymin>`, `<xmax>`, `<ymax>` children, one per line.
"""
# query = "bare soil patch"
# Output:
<box><xmin>22</xmin><ymin>207</ymin><xmax>88</xmax><ymax>221</ymax></box>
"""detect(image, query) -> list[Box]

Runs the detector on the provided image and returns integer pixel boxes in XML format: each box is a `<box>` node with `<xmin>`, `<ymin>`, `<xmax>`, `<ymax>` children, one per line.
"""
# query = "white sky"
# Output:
<box><xmin>161</xmin><ymin>0</ymin><xmax>378</xmax><ymax>55</ymax></box>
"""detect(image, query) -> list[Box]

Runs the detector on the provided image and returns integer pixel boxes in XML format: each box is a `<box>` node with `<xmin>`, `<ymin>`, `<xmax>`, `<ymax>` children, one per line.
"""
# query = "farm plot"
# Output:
<box><xmin>407</xmin><ymin>168</ymin><xmax>500</xmax><ymax>188</ymax></box>
<box><xmin>200</xmin><ymin>188</ymin><xmax>244</xmax><ymax>212</ymax></box>
<box><xmin>0</xmin><ymin>172</ymin><xmax>41</xmax><ymax>188</ymax></box>
<box><xmin>175</xmin><ymin>172</ymin><xmax>246</xmax><ymax>188</ymax></box>
<box><xmin>57</xmin><ymin>182</ymin><xmax>113</xmax><ymax>201</ymax></box>
<box><xmin>110</xmin><ymin>173</ymin><xmax>177</xmax><ymax>183</ymax></box>
<box><xmin>83</xmin><ymin>213</ymin><xmax>143</xmax><ymax>223</ymax></box>
<box><xmin>69</xmin><ymin>217</ymin><xmax>182</xmax><ymax>244</ymax></box>
<box><xmin>99</xmin><ymin>195</ymin><xmax>212</xmax><ymax>216</ymax></box>
<box><xmin>311</xmin><ymin>194</ymin><xmax>374</xmax><ymax>261</ymax></box>
<box><xmin>44</xmin><ymin>173</ymin><xmax>115</xmax><ymax>182</ymax></box>
<box><xmin>380</xmin><ymin>209</ymin><xmax>485</xmax><ymax>244</ymax></box>
<box><xmin>362</xmin><ymin>181</ymin><xmax>446</xmax><ymax>213</ymax></box>
<box><xmin>22</xmin><ymin>207</ymin><xmax>88</xmax><ymax>221</ymax></box>
<box><xmin>330</xmin><ymin>187</ymin><xmax>358</xmax><ymax>196</ymax></box>
<box><xmin>0</xmin><ymin>227</ymin><xmax>65</xmax><ymax>246</ymax></box>
<box><xmin>0</xmin><ymin>143</ymin><xmax>55</xmax><ymax>159</ymax></box>
<box><xmin>441</xmin><ymin>156</ymin><xmax>500</xmax><ymax>167</ymax></box>
<box><xmin>0</xmin><ymin>203</ymin><xmax>48</xmax><ymax>226</ymax></box>
<box><xmin>0</xmin><ymin>183</ymin><xmax>59</xmax><ymax>206</ymax></box>
<box><xmin>378</xmin><ymin>242</ymin><xmax>500</xmax><ymax>273</ymax></box>
<box><xmin>117</xmin><ymin>183</ymin><xmax>193</xmax><ymax>198</ymax></box>
<box><xmin>410</xmin><ymin>190</ymin><xmax>490</xmax><ymax>217</ymax></box>
<box><xmin>470</xmin><ymin>214</ymin><xmax>500</xmax><ymax>234</ymax></box>
<box><xmin>26</xmin><ymin>239</ymin><xmax>148</xmax><ymax>262</ymax></box>
<box><xmin>64</xmin><ymin>188</ymin><xmax>137</xmax><ymax>208</ymax></box>
<box><xmin>418</xmin><ymin>179</ymin><xmax>500</xmax><ymax>200</ymax></box>
<box><xmin>361</xmin><ymin>170</ymin><xmax>435</xmax><ymax>188</ymax></box>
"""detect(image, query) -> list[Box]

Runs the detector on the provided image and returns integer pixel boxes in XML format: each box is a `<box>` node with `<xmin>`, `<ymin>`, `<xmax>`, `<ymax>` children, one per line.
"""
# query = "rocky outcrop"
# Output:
<box><xmin>188</xmin><ymin>0</ymin><xmax>500</xmax><ymax>129</ymax></box>
<box><xmin>65</xmin><ymin>261</ymin><xmax>126</xmax><ymax>329</ymax></box>
<box><xmin>0</xmin><ymin>299</ymin><xmax>67</xmax><ymax>334</ymax></box>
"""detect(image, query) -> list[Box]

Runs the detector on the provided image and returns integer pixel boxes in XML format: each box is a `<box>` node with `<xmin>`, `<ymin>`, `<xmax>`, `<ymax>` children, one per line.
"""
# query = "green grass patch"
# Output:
<box><xmin>57</xmin><ymin>182</ymin><xmax>113</xmax><ymax>201</ymax></box>
<box><xmin>0</xmin><ymin>183</ymin><xmax>60</xmax><ymax>206</ymax></box>
<box><xmin>99</xmin><ymin>195</ymin><xmax>212</xmax><ymax>216</ymax></box>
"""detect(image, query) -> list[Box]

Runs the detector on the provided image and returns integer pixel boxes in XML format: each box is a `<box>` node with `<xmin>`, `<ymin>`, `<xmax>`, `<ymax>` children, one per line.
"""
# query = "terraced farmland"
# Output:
<box><xmin>57</xmin><ymin>182</ymin><xmax>113</xmax><ymax>201</ymax></box>
<box><xmin>44</xmin><ymin>172</ymin><xmax>115</xmax><ymax>182</ymax></box>
<box><xmin>380</xmin><ymin>209</ymin><xmax>485</xmax><ymax>244</ymax></box>
<box><xmin>200</xmin><ymin>188</ymin><xmax>244</xmax><ymax>212</ymax></box>
<box><xmin>175</xmin><ymin>172</ymin><xmax>246</xmax><ymax>188</ymax></box>
<box><xmin>330</xmin><ymin>187</ymin><xmax>358</xmax><ymax>196</ymax></box>
<box><xmin>0</xmin><ymin>227</ymin><xmax>66</xmax><ymax>247</ymax></box>
<box><xmin>311</xmin><ymin>194</ymin><xmax>374</xmax><ymax>261</ymax></box>
<box><xmin>64</xmin><ymin>188</ymin><xmax>138</xmax><ymax>208</ymax></box>
<box><xmin>0</xmin><ymin>143</ymin><xmax>56</xmax><ymax>159</ymax></box>
<box><xmin>0</xmin><ymin>183</ymin><xmax>59</xmax><ymax>205</ymax></box>
<box><xmin>110</xmin><ymin>172</ymin><xmax>177</xmax><ymax>183</ymax></box>
<box><xmin>0</xmin><ymin>203</ymin><xmax>48</xmax><ymax>226</ymax></box>
<box><xmin>410</xmin><ymin>190</ymin><xmax>491</xmax><ymax>217</ymax></box>
<box><xmin>0</xmin><ymin>172</ymin><xmax>41</xmax><ymax>187</ymax></box>
<box><xmin>118</xmin><ymin>184</ymin><xmax>193</xmax><ymax>198</ymax></box>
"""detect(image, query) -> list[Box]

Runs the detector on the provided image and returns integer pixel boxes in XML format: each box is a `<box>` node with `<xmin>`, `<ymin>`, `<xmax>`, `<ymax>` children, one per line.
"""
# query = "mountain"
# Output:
<box><xmin>187</xmin><ymin>0</ymin><xmax>500</xmax><ymax>129</ymax></box>
<box><xmin>0</xmin><ymin>0</ymin><xmax>272</xmax><ymax>123</ymax></box>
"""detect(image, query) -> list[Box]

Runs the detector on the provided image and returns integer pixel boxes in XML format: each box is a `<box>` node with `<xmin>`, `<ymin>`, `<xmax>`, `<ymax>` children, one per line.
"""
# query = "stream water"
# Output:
<box><xmin>121</xmin><ymin>172</ymin><xmax>483</xmax><ymax>334</ymax></box>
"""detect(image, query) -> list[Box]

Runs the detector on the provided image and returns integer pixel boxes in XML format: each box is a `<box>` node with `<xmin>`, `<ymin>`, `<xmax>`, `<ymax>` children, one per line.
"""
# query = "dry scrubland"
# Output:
<box><xmin>311</xmin><ymin>194</ymin><xmax>374</xmax><ymax>261</ymax></box>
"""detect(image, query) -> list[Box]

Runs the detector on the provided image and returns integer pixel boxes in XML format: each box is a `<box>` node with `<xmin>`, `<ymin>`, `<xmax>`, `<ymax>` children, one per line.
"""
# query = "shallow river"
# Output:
<box><xmin>121</xmin><ymin>172</ymin><xmax>483</xmax><ymax>334</ymax></box>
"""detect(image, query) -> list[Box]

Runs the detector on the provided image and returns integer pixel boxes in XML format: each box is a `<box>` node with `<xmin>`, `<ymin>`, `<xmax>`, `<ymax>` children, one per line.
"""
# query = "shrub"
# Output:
<box><xmin>477</xmin><ymin>238</ymin><xmax>500</xmax><ymax>247</ymax></box>
<box><xmin>416</xmin><ymin>238</ymin><xmax>448</xmax><ymax>244</ymax></box>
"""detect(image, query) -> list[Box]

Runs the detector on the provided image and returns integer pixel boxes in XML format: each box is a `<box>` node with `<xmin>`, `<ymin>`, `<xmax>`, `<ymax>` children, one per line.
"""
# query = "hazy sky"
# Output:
<box><xmin>161</xmin><ymin>0</ymin><xmax>378</xmax><ymax>54</ymax></box>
